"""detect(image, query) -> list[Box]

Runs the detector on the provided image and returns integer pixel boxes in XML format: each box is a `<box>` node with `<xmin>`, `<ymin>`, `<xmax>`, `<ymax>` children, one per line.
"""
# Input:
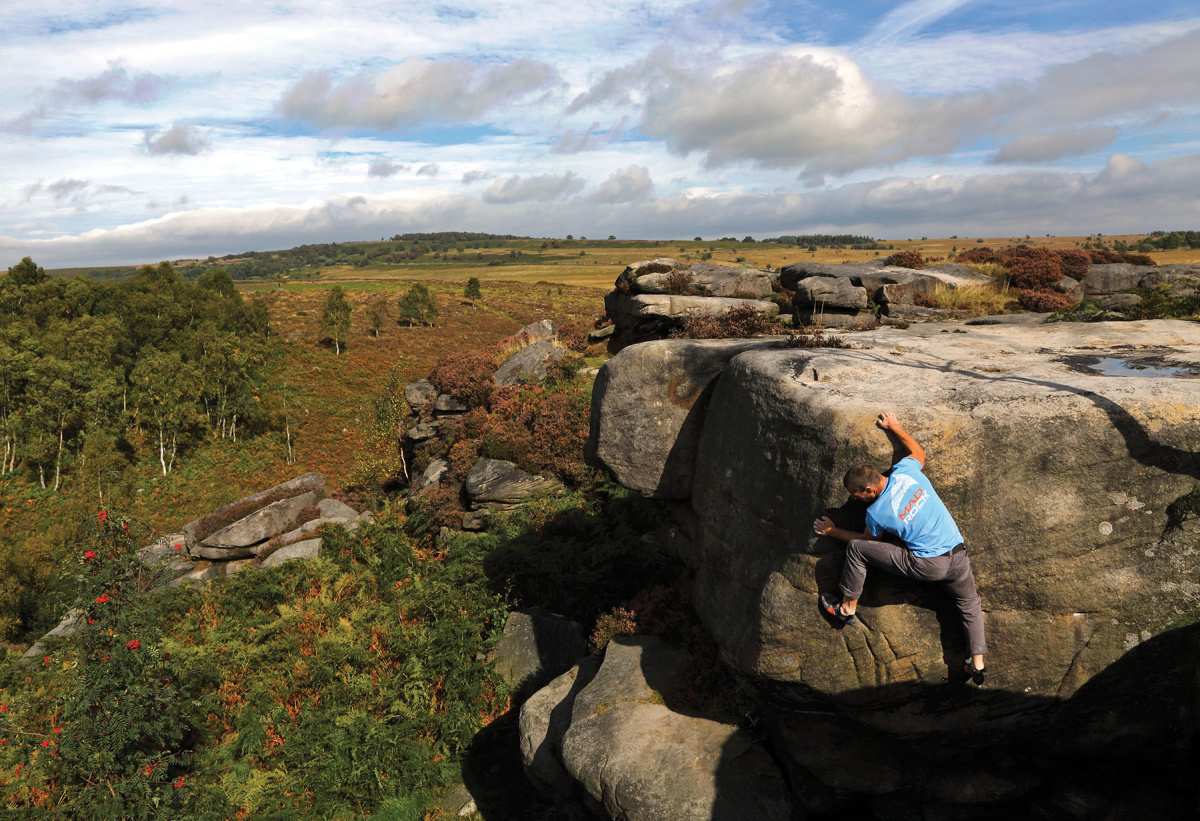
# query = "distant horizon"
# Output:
<box><xmin>5</xmin><ymin>1</ymin><xmax>1200</xmax><ymax>268</ymax></box>
<box><xmin>25</xmin><ymin>229</ymin><xmax>1192</xmax><ymax>275</ymax></box>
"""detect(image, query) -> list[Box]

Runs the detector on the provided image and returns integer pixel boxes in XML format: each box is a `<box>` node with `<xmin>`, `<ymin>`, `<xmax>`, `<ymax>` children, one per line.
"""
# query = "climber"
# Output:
<box><xmin>812</xmin><ymin>411</ymin><xmax>987</xmax><ymax>685</ymax></box>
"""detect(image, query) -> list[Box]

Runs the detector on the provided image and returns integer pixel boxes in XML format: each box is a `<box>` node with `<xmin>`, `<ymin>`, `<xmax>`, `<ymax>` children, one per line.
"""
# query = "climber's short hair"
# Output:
<box><xmin>843</xmin><ymin>464</ymin><xmax>883</xmax><ymax>493</ymax></box>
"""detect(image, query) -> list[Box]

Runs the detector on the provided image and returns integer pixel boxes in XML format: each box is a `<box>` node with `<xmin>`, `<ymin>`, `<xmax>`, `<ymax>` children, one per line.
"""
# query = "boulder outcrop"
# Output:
<box><xmin>604</xmin><ymin>259</ymin><xmax>782</xmax><ymax>349</ymax></box>
<box><xmin>464</xmin><ymin>458</ymin><xmax>564</xmax><ymax>506</ymax></box>
<box><xmin>523</xmin><ymin>637</ymin><xmax>795</xmax><ymax>821</ymax></box>
<box><xmin>586</xmin><ymin>318</ymin><xmax>1200</xmax><ymax>814</ymax></box>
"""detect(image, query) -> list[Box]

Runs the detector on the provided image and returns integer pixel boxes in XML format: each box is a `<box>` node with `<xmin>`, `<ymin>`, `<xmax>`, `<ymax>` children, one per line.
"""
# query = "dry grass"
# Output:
<box><xmin>919</xmin><ymin>284</ymin><xmax>1020</xmax><ymax>316</ymax></box>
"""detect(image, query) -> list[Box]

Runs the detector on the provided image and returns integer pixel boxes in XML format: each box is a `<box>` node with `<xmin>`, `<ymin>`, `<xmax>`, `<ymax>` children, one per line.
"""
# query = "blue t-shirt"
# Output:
<box><xmin>865</xmin><ymin>457</ymin><xmax>963</xmax><ymax>558</ymax></box>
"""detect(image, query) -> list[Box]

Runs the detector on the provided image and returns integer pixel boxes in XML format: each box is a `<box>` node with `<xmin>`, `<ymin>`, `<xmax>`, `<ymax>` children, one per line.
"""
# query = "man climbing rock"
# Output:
<box><xmin>812</xmin><ymin>411</ymin><xmax>987</xmax><ymax>684</ymax></box>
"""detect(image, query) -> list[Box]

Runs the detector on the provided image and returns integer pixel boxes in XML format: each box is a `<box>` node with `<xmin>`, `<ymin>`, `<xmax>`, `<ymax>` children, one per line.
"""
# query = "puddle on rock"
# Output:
<box><xmin>1060</xmin><ymin>353</ymin><xmax>1200</xmax><ymax>378</ymax></box>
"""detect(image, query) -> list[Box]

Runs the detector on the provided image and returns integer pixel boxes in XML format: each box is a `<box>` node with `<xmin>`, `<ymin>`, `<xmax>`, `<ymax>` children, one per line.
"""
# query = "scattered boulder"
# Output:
<box><xmin>507</xmin><ymin>319</ymin><xmax>559</xmax><ymax>347</ymax></box>
<box><xmin>404</xmin><ymin>380</ymin><xmax>439</xmax><ymax>411</ymax></box>
<box><xmin>492</xmin><ymin>607</ymin><xmax>588</xmax><ymax>697</ymax></box>
<box><xmin>194</xmin><ymin>490</ymin><xmax>320</xmax><ymax>554</ymax></box>
<box><xmin>462</xmin><ymin>508</ymin><xmax>492</xmax><ymax>532</ymax></box>
<box><xmin>464</xmin><ymin>458</ymin><xmax>564</xmax><ymax>506</ymax></box>
<box><xmin>435</xmin><ymin>394</ymin><xmax>469</xmax><ymax>414</ymax></box>
<box><xmin>182</xmin><ymin>473</ymin><xmax>327</xmax><ymax>550</ymax></box>
<box><xmin>632</xmin><ymin>262</ymin><xmax>774</xmax><ymax>299</ymax></box>
<box><xmin>415</xmin><ymin>459</ymin><xmax>450</xmax><ymax>494</ymax></box>
<box><xmin>20</xmin><ymin>609</ymin><xmax>83</xmax><ymax>663</ymax></box>
<box><xmin>495</xmin><ymin>340</ymin><xmax>568</xmax><ymax>386</ymax></box>
<box><xmin>792</xmin><ymin>276</ymin><xmax>868</xmax><ymax>312</ymax></box>
<box><xmin>260</xmin><ymin>538</ymin><xmax>322</xmax><ymax>569</ymax></box>
<box><xmin>405</xmin><ymin>420</ymin><xmax>442</xmax><ymax>442</ymax></box>
<box><xmin>317</xmin><ymin>497</ymin><xmax>359</xmax><ymax>520</ymax></box>
<box><xmin>614</xmin><ymin>258</ymin><xmax>685</xmax><ymax>292</ymax></box>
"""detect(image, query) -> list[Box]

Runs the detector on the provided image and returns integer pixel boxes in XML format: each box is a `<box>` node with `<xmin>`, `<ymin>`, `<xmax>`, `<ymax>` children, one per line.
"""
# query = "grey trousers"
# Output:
<box><xmin>840</xmin><ymin>538</ymin><xmax>987</xmax><ymax>656</ymax></box>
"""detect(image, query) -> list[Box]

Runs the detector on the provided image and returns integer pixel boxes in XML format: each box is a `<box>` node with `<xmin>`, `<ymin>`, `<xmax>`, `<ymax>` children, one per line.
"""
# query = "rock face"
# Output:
<box><xmin>587</xmin><ymin>319</ymin><xmax>1200</xmax><ymax>814</ymax></box>
<box><xmin>586</xmin><ymin>338</ymin><xmax>781</xmax><ymax>499</ymax></box>
<box><xmin>524</xmin><ymin>637</ymin><xmax>795</xmax><ymax>821</ymax></box>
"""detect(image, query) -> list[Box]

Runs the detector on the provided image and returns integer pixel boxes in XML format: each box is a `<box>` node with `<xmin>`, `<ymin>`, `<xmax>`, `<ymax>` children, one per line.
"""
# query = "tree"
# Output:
<box><xmin>464</xmin><ymin>277</ymin><xmax>481</xmax><ymax>308</ymax></box>
<box><xmin>7</xmin><ymin>256</ymin><xmax>47</xmax><ymax>287</ymax></box>
<box><xmin>366</xmin><ymin>296</ymin><xmax>391</xmax><ymax>337</ymax></box>
<box><xmin>399</xmin><ymin>284</ymin><xmax>438</xmax><ymax>326</ymax></box>
<box><xmin>320</xmin><ymin>285</ymin><xmax>352</xmax><ymax>354</ymax></box>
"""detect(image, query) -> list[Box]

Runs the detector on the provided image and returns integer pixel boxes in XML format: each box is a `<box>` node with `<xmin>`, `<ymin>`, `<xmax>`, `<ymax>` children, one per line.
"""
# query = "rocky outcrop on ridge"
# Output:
<box><xmin>604</xmin><ymin>259</ymin><xmax>783</xmax><ymax>349</ymax></box>
<box><xmin>585</xmin><ymin>317</ymin><xmax>1200</xmax><ymax>816</ymax></box>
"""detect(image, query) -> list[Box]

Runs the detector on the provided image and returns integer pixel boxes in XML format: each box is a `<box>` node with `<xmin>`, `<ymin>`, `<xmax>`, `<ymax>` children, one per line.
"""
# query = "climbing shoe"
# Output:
<box><xmin>964</xmin><ymin>658</ymin><xmax>985</xmax><ymax>686</ymax></box>
<box><xmin>819</xmin><ymin>592</ymin><xmax>857</xmax><ymax>626</ymax></box>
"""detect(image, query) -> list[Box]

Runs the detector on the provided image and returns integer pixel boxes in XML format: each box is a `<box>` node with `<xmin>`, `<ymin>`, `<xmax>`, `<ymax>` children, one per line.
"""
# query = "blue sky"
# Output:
<box><xmin>3</xmin><ymin>0</ymin><xmax>1200</xmax><ymax>267</ymax></box>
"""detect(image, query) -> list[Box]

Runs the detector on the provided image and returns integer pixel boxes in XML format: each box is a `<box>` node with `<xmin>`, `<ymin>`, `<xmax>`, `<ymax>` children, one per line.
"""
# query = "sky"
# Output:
<box><xmin>3</xmin><ymin>0</ymin><xmax>1200</xmax><ymax>268</ymax></box>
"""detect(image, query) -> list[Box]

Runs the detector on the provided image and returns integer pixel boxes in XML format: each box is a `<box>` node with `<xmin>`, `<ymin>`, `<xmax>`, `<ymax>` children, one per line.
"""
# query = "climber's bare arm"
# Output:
<box><xmin>876</xmin><ymin>411</ymin><xmax>925</xmax><ymax>467</ymax></box>
<box><xmin>812</xmin><ymin>517</ymin><xmax>872</xmax><ymax>543</ymax></box>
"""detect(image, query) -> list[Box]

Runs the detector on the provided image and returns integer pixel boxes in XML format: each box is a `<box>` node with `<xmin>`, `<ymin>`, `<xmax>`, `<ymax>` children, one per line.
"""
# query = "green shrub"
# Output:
<box><xmin>0</xmin><ymin>509</ymin><xmax>197</xmax><ymax>819</ymax></box>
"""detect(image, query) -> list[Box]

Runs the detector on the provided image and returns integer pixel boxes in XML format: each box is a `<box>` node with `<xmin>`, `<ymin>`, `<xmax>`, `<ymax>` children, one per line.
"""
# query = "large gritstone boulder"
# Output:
<box><xmin>585</xmin><ymin>338</ymin><xmax>781</xmax><ymax>499</ymax></box>
<box><xmin>537</xmin><ymin>637</ymin><xmax>795</xmax><ymax>821</ymax></box>
<box><xmin>587</xmin><ymin>319</ymin><xmax>1200</xmax><ymax>814</ymax></box>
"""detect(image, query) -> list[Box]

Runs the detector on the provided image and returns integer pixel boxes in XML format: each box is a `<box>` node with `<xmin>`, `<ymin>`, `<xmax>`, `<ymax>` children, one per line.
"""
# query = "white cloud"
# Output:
<box><xmin>568</xmin><ymin>29</ymin><xmax>1200</xmax><ymax>182</ymax></box>
<box><xmin>8</xmin><ymin>152</ymin><xmax>1200</xmax><ymax>268</ymax></box>
<box><xmin>989</xmin><ymin>126</ymin><xmax>1120</xmax><ymax>164</ymax></box>
<box><xmin>367</xmin><ymin>158</ymin><xmax>405</xmax><ymax>177</ymax></box>
<box><xmin>143</xmin><ymin>123</ymin><xmax>209</xmax><ymax>155</ymax></box>
<box><xmin>587</xmin><ymin>165</ymin><xmax>653</xmax><ymax>203</ymax></box>
<box><xmin>861</xmin><ymin>0</ymin><xmax>974</xmax><ymax>47</ymax></box>
<box><xmin>415</xmin><ymin>163</ymin><xmax>440</xmax><ymax>177</ymax></box>
<box><xmin>276</xmin><ymin>58</ymin><xmax>560</xmax><ymax>131</ymax></box>
<box><xmin>482</xmin><ymin>172</ymin><xmax>585</xmax><ymax>203</ymax></box>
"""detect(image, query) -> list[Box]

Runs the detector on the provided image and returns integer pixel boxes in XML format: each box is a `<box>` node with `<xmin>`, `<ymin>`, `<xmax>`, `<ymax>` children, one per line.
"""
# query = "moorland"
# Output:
<box><xmin>1</xmin><ymin>229</ymin><xmax>1197</xmax><ymax>819</ymax></box>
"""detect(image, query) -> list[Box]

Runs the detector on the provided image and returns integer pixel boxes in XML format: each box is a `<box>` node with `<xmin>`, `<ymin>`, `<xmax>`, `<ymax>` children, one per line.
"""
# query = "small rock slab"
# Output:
<box><xmin>404</xmin><ymin>380</ymin><xmax>439</xmax><ymax>410</ymax></box>
<box><xmin>318</xmin><ymin>498</ymin><xmax>359</xmax><ymax>519</ymax></box>
<box><xmin>183</xmin><ymin>472</ymin><xmax>326</xmax><ymax>549</ymax></box>
<box><xmin>493</xmin><ymin>607</ymin><xmax>588</xmax><ymax>696</ymax></box>
<box><xmin>521</xmin><ymin>656</ymin><xmax>602</xmax><ymax>798</ymax></box>
<box><xmin>434</xmin><ymin>394</ymin><xmax>469</xmax><ymax>413</ymax></box>
<box><xmin>464</xmin><ymin>458</ymin><xmax>563</xmax><ymax>505</ymax></box>
<box><xmin>261</xmin><ymin>538</ymin><xmax>322</xmax><ymax>569</ymax></box>
<box><xmin>198</xmin><ymin>490</ymin><xmax>320</xmax><ymax>551</ymax></box>
<box><xmin>415</xmin><ymin>459</ymin><xmax>450</xmax><ymax>493</ymax></box>
<box><xmin>495</xmin><ymin>340</ymin><xmax>569</xmax><ymax>386</ymax></box>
